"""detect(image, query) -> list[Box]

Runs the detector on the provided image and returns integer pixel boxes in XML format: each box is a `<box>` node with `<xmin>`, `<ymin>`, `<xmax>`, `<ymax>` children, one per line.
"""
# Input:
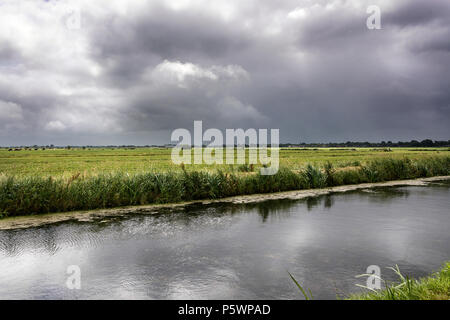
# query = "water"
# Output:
<box><xmin>0</xmin><ymin>182</ymin><xmax>449</xmax><ymax>299</ymax></box>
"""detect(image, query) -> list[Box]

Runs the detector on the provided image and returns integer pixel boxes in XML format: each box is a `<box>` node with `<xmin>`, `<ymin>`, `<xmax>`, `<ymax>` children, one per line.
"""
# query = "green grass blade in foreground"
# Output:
<box><xmin>288</xmin><ymin>272</ymin><xmax>313</xmax><ymax>300</ymax></box>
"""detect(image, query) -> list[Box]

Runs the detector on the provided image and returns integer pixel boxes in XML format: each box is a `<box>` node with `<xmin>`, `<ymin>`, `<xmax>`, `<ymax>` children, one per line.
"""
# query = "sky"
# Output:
<box><xmin>0</xmin><ymin>0</ymin><xmax>449</xmax><ymax>146</ymax></box>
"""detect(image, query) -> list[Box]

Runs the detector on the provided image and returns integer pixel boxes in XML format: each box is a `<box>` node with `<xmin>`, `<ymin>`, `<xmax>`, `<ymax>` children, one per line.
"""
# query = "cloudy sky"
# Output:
<box><xmin>0</xmin><ymin>0</ymin><xmax>449</xmax><ymax>145</ymax></box>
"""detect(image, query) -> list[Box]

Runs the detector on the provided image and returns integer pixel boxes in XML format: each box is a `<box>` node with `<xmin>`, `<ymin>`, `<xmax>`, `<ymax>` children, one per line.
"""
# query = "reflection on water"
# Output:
<box><xmin>0</xmin><ymin>182</ymin><xmax>449</xmax><ymax>299</ymax></box>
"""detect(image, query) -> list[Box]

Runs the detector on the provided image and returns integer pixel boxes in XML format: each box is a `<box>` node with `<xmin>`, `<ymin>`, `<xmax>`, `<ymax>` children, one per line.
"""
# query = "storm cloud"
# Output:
<box><xmin>0</xmin><ymin>0</ymin><xmax>449</xmax><ymax>145</ymax></box>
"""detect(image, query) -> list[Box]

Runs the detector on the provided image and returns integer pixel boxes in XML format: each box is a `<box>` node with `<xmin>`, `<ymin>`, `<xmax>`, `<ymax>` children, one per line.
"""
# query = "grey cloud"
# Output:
<box><xmin>0</xmin><ymin>0</ymin><xmax>449</xmax><ymax>146</ymax></box>
<box><xmin>384</xmin><ymin>0</ymin><xmax>450</xmax><ymax>28</ymax></box>
<box><xmin>86</xmin><ymin>4</ymin><xmax>253</xmax><ymax>87</ymax></box>
<box><xmin>123</xmin><ymin>60</ymin><xmax>265</xmax><ymax>132</ymax></box>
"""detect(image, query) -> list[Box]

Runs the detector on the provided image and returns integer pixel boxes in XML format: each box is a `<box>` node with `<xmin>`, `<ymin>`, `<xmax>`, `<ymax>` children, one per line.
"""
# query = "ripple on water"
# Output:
<box><xmin>0</xmin><ymin>183</ymin><xmax>449</xmax><ymax>299</ymax></box>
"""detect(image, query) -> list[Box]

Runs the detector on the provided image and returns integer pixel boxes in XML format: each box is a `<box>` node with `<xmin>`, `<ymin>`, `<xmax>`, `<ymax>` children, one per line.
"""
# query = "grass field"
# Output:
<box><xmin>1</xmin><ymin>147</ymin><xmax>449</xmax><ymax>217</ymax></box>
<box><xmin>1</xmin><ymin>147</ymin><xmax>449</xmax><ymax>178</ymax></box>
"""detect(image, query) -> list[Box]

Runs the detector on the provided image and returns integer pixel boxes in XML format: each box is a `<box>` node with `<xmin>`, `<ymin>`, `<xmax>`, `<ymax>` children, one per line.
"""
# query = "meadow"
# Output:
<box><xmin>1</xmin><ymin>147</ymin><xmax>449</xmax><ymax>178</ymax></box>
<box><xmin>0</xmin><ymin>147</ymin><xmax>449</xmax><ymax>217</ymax></box>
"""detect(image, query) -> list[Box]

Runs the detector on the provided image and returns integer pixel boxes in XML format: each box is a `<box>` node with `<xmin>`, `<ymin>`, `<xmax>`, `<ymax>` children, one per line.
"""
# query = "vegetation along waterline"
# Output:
<box><xmin>1</xmin><ymin>156</ymin><xmax>449</xmax><ymax>218</ymax></box>
<box><xmin>1</xmin><ymin>147</ymin><xmax>450</xmax><ymax>178</ymax></box>
<box><xmin>348</xmin><ymin>262</ymin><xmax>450</xmax><ymax>300</ymax></box>
<box><xmin>290</xmin><ymin>262</ymin><xmax>450</xmax><ymax>300</ymax></box>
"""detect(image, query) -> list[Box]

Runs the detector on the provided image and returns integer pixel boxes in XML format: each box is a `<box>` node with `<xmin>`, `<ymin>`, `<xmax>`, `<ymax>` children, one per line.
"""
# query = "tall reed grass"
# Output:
<box><xmin>0</xmin><ymin>157</ymin><xmax>449</xmax><ymax>217</ymax></box>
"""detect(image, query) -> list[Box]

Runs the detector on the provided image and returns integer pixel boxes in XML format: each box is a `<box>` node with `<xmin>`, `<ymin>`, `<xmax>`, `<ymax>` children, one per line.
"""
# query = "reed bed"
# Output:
<box><xmin>0</xmin><ymin>156</ymin><xmax>449</xmax><ymax>217</ymax></box>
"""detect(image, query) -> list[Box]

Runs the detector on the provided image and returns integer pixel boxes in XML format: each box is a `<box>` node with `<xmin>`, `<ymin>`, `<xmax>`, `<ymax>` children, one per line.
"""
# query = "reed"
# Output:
<box><xmin>0</xmin><ymin>156</ymin><xmax>449</xmax><ymax>217</ymax></box>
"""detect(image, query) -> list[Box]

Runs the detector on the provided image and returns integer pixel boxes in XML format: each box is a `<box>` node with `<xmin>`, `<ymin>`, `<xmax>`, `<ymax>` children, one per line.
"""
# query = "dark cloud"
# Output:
<box><xmin>0</xmin><ymin>0</ymin><xmax>449</xmax><ymax>146</ymax></box>
<box><xmin>384</xmin><ymin>0</ymin><xmax>450</xmax><ymax>28</ymax></box>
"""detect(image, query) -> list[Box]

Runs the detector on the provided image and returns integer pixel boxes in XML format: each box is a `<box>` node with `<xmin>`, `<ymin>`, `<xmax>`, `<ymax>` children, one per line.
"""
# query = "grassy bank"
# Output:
<box><xmin>0</xmin><ymin>156</ymin><xmax>449</xmax><ymax>217</ymax></box>
<box><xmin>349</xmin><ymin>262</ymin><xmax>450</xmax><ymax>300</ymax></box>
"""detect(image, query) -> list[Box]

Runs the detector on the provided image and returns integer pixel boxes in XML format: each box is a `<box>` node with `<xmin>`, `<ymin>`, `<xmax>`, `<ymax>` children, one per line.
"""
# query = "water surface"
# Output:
<box><xmin>0</xmin><ymin>182</ymin><xmax>449</xmax><ymax>299</ymax></box>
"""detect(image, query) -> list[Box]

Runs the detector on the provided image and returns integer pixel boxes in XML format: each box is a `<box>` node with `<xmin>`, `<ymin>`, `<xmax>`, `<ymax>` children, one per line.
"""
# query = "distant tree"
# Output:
<box><xmin>420</xmin><ymin>139</ymin><xmax>434</xmax><ymax>147</ymax></box>
<box><xmin>410</xmin><ymin>140</ymin><xmax>420</xmax><ymax>147</ymax></box>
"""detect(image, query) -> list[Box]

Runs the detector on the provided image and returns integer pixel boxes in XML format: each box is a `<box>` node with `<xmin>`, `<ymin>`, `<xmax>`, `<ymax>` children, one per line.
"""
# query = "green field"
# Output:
<box><xmin>1</xmin><ymin>147</ymin><xmax>449</xmax><ymax>217</ymax></box>
<box><xmin>1</xmin><ymin>147</ymin><xmax>449</xmax><ymax>178</ymax></box>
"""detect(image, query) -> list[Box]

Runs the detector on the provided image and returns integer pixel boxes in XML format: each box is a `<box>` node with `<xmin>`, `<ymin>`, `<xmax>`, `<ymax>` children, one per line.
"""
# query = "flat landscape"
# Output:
<box><xmin>2</xmin><ymin>0</ymin><xmax>450</xmax><ymax>302</ymax></box>
<box><xmin>1</xmin><ymin>147</ymin><xmax>449</xmax><ymax>178</ymax></box>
